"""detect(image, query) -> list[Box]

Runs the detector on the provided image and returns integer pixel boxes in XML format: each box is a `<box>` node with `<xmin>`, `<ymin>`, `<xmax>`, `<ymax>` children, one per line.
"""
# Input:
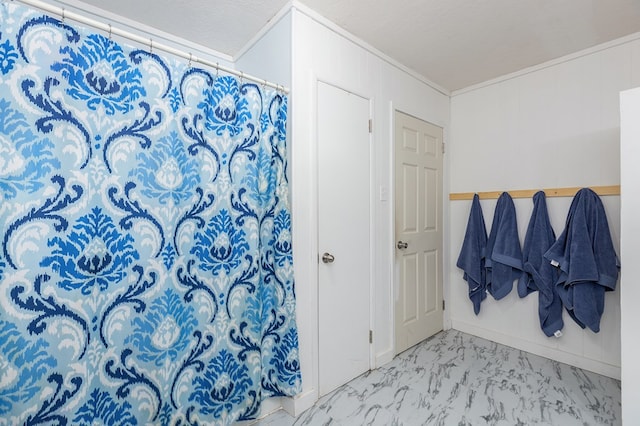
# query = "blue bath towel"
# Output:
<box><xmin>518</xmin><ymin>191</ymin><xmax>563</xmax><ymax>337</ymax></box>
<box><xmin>456</xmin><ymin>194</ymin><xmax>488</xmax><ymax>314</ymax></box>
<box><xmin>485</xmin><ymin>192</ymin><xmax>523</xmax><ymax>300</ymax></box>
<box><xmin>543</xmin><ymin>188</ymin><xmax>619</xmax><ymax>333</ymax></box>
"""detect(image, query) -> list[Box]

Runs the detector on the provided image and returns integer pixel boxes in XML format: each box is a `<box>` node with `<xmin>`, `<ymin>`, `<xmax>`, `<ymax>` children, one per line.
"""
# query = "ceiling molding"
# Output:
<box><xmin>452</xmin><ymin>30</ymin><xmax>640</xmax><ymax>97</ymax></box>
<box><xmin>290</xmin><ymin>0</ymin><xmax>450</xmax><ymax>97</ymax></box>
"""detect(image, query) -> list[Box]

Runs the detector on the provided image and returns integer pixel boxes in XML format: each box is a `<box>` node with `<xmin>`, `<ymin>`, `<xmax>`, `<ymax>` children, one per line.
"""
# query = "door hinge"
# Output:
<box><xmin>442</xmin><ymin>142</ymin><xmax>445</xmax><ymax>154</ymax></box>
<box><xmin>442</xmin><ymin>300</ymin><xmax>445</xmax><ymax>311</ymax></box>
<box><xmin>369</xmin><ymin>330</ymin><xmax>373</xmax><ymax>344</ymax></box>
<box><xmin>369</xmin><ymin>119</ymin><xmax>372</xmax><ymax>133</ymax></box>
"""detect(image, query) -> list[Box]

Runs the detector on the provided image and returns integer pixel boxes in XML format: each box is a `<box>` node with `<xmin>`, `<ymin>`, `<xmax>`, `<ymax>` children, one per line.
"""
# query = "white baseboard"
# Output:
<box><xmin>276</xmin><ymin>348</ymin><xmax>397</xmax><ymax>419</ymax></box>
<box><xmin>242</xmin><ymin>388</ymin><xmax>317</xmax><ymax>424</ymax></box>
<box><xmin>375</xmin><ymin>347</ymin><xmax>395</xmax><ymax>368</ymax></box>
<box><xmin>259</xmin><ymin>398</ymin><xmax>283</xmax><ymax>417</ymax></box>
<box><xmin>281</xmin><ymin>387</ymin><xmax>318</xmax><ymax>417</ymax></box>
<box><xmin>451</xmin><ymin>319</ymin><xmax>621</xmax><ymax>380</ymax></box>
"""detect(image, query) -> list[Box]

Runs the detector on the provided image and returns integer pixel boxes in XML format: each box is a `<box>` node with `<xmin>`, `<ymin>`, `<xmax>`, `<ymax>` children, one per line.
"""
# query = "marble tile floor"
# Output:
<box><xmin>250</xmin><ymin>330</ymin><xmax>621</xmax><ymax>426</ymax></box>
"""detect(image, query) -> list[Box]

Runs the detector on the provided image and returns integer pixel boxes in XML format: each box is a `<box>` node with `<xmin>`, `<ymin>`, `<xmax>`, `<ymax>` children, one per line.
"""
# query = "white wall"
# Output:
<box><xmin>235</xmin><ymin>10</ymin><xmax>292</xmax><ymax>88</ymax></box>
<box><xmin>449</xmin><ymin>36</ymin><xmax>640</xmax><ymax>380</ymax></box>
<box><xmin>288</xmin><ymin>4</ymin><xmax>450</xmax><ymax>414</ymax></box>
<box><xmin>620</xmin><ymin>86</ymin><xmax>640</xmax><ymax>424</ymax></box>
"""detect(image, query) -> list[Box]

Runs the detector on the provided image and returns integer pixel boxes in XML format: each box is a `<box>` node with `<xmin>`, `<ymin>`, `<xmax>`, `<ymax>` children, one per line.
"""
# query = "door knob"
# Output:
<box><xmin>322</xmin><ymin>253</ymin><xmax>335</xmax><ymax>263</ymax></box>
<box><xmin>397</xmin><ymin>241</ymin><xmax>408</xmax><ymax>250</ymax></box>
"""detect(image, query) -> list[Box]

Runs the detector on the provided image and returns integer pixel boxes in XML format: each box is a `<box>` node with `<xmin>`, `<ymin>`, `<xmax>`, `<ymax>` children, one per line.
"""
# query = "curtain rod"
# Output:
<box><xmin>449</xmin><ymin>185</ymin><xmax>621</xmax><ymax>200</ymax></box>
<box><xmin>12</xmin><ymin>0</ymin><xmax>290</xmax><ymax>94</ymax></box>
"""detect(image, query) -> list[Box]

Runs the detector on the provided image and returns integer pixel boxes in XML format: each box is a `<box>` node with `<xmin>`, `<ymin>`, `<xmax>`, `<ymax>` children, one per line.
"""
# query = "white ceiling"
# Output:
<box><xmin>71</xmin><ymin>0</ymin><xmax>640</xmax><ymax>91</ymax></box>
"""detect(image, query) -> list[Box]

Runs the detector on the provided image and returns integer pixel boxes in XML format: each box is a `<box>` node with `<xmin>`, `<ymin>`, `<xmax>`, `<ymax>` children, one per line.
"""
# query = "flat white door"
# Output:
<box><xmin>395</xmin><ymin>111</ymin><xmax>444</xmax><ymax>355</ymax></box>
<box><xmin>318</xmin><ymin>81</ymin><xmax>371</xmax><ymax>396</ymax></box>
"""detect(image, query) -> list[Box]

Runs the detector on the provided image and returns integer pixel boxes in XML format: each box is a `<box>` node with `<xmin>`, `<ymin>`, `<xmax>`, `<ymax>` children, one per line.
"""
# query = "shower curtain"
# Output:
<box><xmin>0</xmin><ymin>3</ymin><xmax>301</xmax><ymax>424</ymax></box>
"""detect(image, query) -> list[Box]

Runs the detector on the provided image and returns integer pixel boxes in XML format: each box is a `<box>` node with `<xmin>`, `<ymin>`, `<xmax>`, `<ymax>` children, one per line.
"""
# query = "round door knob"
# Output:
<box><xmin>322</xmin><ymin>253</ymin><xmax>335</xmax><ymax>263</ymax></box>
<box><xmin>397</xmin><ymin>241</ymin><xmax>408</xmax><ymax>250</ymax></box>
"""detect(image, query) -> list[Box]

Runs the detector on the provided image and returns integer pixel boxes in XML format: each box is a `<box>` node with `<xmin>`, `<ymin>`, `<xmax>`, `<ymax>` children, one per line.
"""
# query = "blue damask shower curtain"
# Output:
<box><xmin>0</xmin><ymin>3</ymin><xmax>301</xmax><ymax>424</ymax></box>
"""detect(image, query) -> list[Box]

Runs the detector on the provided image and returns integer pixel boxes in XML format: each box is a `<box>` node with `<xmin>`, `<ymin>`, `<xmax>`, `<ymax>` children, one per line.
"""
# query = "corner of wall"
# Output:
<box><xmin>281</xmin><ymin>387</ymin><xmax>318</xmax><ymax>417</ymax></box>
<box><xmin>234</xmin><ymin>4</ymin><xmax>293</xmax><ymax>88</ymax></box>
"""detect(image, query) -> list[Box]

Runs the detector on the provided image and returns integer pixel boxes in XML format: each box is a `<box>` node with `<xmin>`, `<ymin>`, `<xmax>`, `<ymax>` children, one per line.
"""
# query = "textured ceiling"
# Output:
<box><xmin>68</xmin><ymin>0</ymin><xmax>640</xmax><ymax>91</ymax></box>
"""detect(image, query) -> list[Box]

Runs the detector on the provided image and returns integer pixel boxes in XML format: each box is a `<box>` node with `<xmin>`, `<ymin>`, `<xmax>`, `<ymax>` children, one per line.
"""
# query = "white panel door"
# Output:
<box><xmin>395</xmin><ymin>111</ymin><xmax>443</xmax><ymax>355</ymax></box>
<box><xmin>318</xmin><ymin>81</ymin><xmax>371</xmax><ymax>396</ymax></box>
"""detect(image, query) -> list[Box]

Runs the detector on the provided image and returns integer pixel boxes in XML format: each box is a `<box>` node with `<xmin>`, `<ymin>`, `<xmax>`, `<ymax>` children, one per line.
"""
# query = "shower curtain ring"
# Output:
<box><xmin>188</xmin><ymin>53</ymin><xmax>192</xmax><ymax>68</ymax></box>
<box><xmin>108</xmin><ymin>24</ymin><xmax>112</xmax><ymax>40</ymax></box>
<box><xmin>61</xmin><ymin>8</ymin><xmax>65</xmax><ymax>23</ymax></box>
<box><xmin>240</xmin><ymin>71</ymin><xmax>244</xmax><ymax>85</ymax></box>
<box><xmin>263</xmin><ymin>79</ymin><xmax>268</xmax><ymax>91</ymax></box>
<box><xmin>216</xmin><ymin>62</ymin><xmax>219</xmax><ymax>79</ymax></box>
<box><xmin>149</xmin><ymin>38</ymin><xmax>153</xmax><ymax>54</ymax></box>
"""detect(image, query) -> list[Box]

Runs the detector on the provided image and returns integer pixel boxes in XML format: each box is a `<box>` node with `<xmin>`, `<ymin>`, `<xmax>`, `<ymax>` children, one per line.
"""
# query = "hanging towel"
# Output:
<box><xmin>543</xmin><ymin>188</ymin><xmax>619</xmax><ymax>333</ymax></box>
<box><xmin>456</xmin><ymin>193</ymin><xmax>488</xmax><ymax>314</ymax></box>
<box><xmin>485</xmin><ymin>192</ymin><xmax>523</xmax><ymax>300</ymax></box>
<box><xmin>518</xmin><ymin>191</ymin><xmax>563</xmax><ymax>337</ymax></box>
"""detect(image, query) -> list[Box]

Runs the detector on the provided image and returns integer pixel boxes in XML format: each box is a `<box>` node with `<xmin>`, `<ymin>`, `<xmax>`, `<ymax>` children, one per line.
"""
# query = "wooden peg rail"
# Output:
<box><xmin>449</xmin><ymin>185</ymin><xmax>621</xmax><ymax>201</ymax></box>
